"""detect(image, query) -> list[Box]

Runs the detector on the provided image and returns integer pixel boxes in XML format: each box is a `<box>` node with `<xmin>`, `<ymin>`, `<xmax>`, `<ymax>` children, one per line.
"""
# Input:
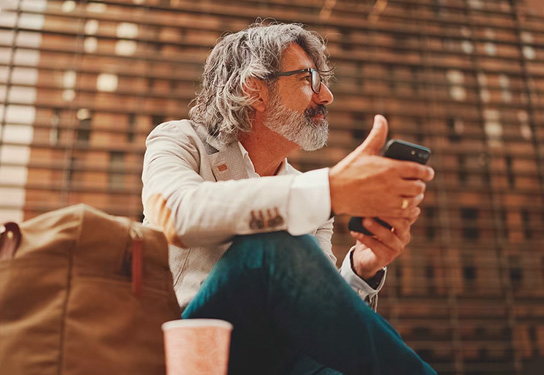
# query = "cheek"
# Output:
<box><xmin>280</xmin><ymin>86</ymin><xmax>313</xmax><ymax>112</ymax></box>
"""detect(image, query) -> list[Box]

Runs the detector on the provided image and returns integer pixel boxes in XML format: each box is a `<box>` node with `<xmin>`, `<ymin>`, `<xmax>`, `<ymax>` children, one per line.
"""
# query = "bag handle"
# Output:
<box><xmin>0</xmin><ymin>222</ymin><xmax>22</xmax><ymax>260</ymax></box>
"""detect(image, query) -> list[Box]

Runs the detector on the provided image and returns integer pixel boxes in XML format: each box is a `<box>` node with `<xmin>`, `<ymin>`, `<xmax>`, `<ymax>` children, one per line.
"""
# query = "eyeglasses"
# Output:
<box><xmin>270</xmin><ymin>68</ymin><xmax>323</xmax><ymax>94</ymax></box>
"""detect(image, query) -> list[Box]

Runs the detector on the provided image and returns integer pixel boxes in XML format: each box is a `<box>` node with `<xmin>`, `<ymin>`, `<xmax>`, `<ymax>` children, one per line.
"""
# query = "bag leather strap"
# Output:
<box><xmin>0</xmin><ymin>222</ymin><xmax>22</xmax><ymax>260</ymax></box>
<box><xmin>131</xmin><ymin>234</ymin><xmax>143</xmax><ymax>298</ymax></box>
<box><xmin>129</xmin><ymin>226</ymin><xmax>143</xmax><ymax>297</ymax></box>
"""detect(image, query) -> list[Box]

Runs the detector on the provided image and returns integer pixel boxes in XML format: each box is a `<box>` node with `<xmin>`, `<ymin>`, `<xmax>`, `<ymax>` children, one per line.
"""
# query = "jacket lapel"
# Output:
<box><xmin>208</xmin><ymin>142</ymin><xmax>249</xmax><ymax>182</ymax></box>
<box><xmin>190</xmin><ymin>122</ymin><xmax>249</xmax><ymax>182</ymax></box>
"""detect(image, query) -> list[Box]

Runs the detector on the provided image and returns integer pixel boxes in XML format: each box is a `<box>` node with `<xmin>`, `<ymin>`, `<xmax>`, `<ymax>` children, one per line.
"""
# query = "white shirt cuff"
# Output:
<box><xmin>339</xmin><ymin>248</ymin><xmax>387</xmax><ymax>300</ymax></box>
<box><xmin>286</xmin><ymin>168</ymin><xmax>331</xmax><ymax>235</ymax></box>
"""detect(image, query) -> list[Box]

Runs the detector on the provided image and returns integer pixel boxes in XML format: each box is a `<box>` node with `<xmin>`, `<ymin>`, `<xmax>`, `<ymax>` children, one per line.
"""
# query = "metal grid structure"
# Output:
<box><xmin>1</xmin><ymin>0</ymin><xmax>543</xmax><ymax>373</ymax></box>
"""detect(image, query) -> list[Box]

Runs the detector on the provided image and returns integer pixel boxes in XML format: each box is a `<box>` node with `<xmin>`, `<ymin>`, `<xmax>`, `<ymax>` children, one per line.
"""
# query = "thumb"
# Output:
<box><xmin>357</xmin><ymin>114</ymin><xmax>388</xmax><ymax>156</ymax></box>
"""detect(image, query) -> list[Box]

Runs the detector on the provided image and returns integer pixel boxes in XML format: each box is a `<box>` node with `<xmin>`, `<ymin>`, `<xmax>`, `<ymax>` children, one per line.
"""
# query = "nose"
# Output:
<box><xmin>316</xmin><ymin>83</ymin><xmax>334</xmax><ymax>105</ymax></box>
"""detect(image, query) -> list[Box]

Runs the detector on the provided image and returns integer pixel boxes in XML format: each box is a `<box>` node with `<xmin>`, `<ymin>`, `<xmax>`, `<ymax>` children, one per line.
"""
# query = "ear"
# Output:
<box><xmin>244</xmin><ymin>77</ymin><xmax>268</xmax><ymax>113</ymax></box>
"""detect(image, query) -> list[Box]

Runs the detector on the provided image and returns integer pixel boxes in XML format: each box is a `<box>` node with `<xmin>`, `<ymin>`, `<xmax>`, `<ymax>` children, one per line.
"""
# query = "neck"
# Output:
<box><xmin>239</xmin><ymin>122</ymin><xmax>298</xmax><ymax>177</ymax></box>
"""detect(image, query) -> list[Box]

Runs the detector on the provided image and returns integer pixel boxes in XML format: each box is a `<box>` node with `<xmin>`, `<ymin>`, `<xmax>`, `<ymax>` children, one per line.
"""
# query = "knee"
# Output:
<box><xmin>233</xmin><ymin>231</ymin><xmax>319</xmax><ymax>254</ymax></box>
<box><xmin>224</xmin><ymin>231</ymin><xmax>326</xmax><ymax>270</ymax></box>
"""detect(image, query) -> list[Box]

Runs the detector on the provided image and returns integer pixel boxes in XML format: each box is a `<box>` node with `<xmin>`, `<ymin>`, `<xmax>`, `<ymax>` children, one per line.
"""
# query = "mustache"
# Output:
<box><xmin>305</xmin><ymin>105</ymin><xmax>327</xmax><ymax>118</ymax></box>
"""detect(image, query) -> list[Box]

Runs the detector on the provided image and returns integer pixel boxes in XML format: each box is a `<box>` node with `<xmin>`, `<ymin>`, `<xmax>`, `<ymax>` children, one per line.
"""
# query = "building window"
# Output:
<box><xmin>108</xmin><ymin>151</ymin><xmax>125</xmax><ymax>189</ymax></box>
<box><xmin>478</xmin><ymin>347</ymin><xmax>489</xmax><ymax>360</ymax></box>
<box><xmin>115</xmin><ymin>40</ymin><xmax>137</xmax><ymax>56</ymax></box>
<box><xmin>475</xmin><ymin>326</ymin><xmax>486</xmax><ymax>337</ymax></box>
<box><xmin>127</xmin><ymin>113</ymin><xmax>136</xmax><ymax>143</ymax></box>
<box><xmin>351</xmin><ymin>114</ymin><xmax>367</xmax><ymax>141</ymax></box>
<box><xmin>457</xmin><ymin>155</ymin><xmax>467</xmax><ymax>183</ymax></box>
<box><xmin>117</xmin><ymin>22</ymin><xmax>139</xmax><ymax>39</ymax></box>
<box><xmin>50</xmin><ymin>108</ymin><xmax>61</xmax><ymax>145</ymax></box>
<box><xmin>63</xmin><ymin>70</ymin><xmax>76</xmax><ymax>102</ymax></box>
<box><xmin>394</xmin><ymin>265</ymin><xmax>402</xmax><ymax>295</ymax></box>
<box><xmin>62</xmin><ymin>0</ymin><xmax>76</xmax><ymax>12</ymax></box>
<box><xmin>86</xmin><ymin>2</ymin><xmax>107</xmax><ymax>13</ymax></box>
<box><xmin>446</xmin><ymin>69</ymin><xmax>466</xmax><ymax>101</ymax></box>
<box><xmin>484</xmin><ymin>42</ymin><xmax>496</xmax><ymax>56</ymax></box>
<box><xmin>461</xmin><ymin>207</ymin><xmax>479</xmax><ymax>239</ymax></box>
<box><xmin>387</xmin><ymin>65</ymin><xmax>396</xmax><ymax>92</ymax></box>
<box><xmin>151</xmin><ymin>115</ymin><xmax>166</xmax><ymax>128</ymax></box>
<box><xmin>463</xmin><ymin>265</ymin><xmax>477</xmax><ymax>282</ymax></box>
<box><xmin>484</xmin><ymin>110</ymin><xmax>503</xmax><ymax>147</ymax></box>
<box><xmin>541</xmin><ymin>258</ymin><xmax>544</xmax><ymax>283</ymax></box>
<box><xmin>76</xmin><ymin>108</ymin><xmax>92</xmax><ymax>143</ymax></box>
<box><xmin>411</xmin><ymin>67</ymin><xmax>419</xmax><ymax>92</ymax></box>
<box><xmin>521</xmin><ymin>32</ymin><xmax>534</xmax><ymax>44</ymax></box>
<box><xmin>356</xmin><ymin>62</ymin><xmax>364</xmax><ymax>88</ymax></box>
<box><xmin>519</xmin><ymin>110</ymin><xmax>532</xmax><ymax>140</ymax></box>
<box><xmin>501</xmin><ymin>208</ymin><xmax>509</xmax><ymax>240</ymax></box>
<box><xmin>425</xmin><ymin>206</ymin><xmax>436</xmax><ymax>240</ymax></box>
<box><xmin>508</xmin><ymin>255</ymin><xmax>523</xmax><ymax>287</ymax></box>
<box><xmin>85</xmin><ymin>19</ymin><xmax>99</xmax><ymax>35</ymax></box>
<box><xmin>505</xmin><ymin>155</ymin><xmax>515</xmax><ymax>188</ymax></box>
<box><xmin>66</xmin><ymin>156</ymin><xmax>77</xmax><ymax>184</ymax></box>
<box><xmin>461</xmin><ymin>40</ymin><xmax>474</xmax><ymax>54</ymax></box>
<box><xmin>97</xmin><ymin>73</ymin><xmax>118</xmax><ymax>92</ymax></box>
<box><xmin>468</xmin><ymin>0</ymin><xmax>484</xmax><ymax>9</ymax></box>
<box><xmin>521</xmin><ymin>208</ymin><xmax>532</xmax><ymax>240</ymax></box>
<box><xmin>447</xmin><ymin>116</ymin><xmax>463</xmax><ymax>142</ymax></box>
<box><xmin>84</xmin><ymin>37</ymin><xmax>98</xmax><ymax>53</ymax></box>
<box><xmin>426</xmin><ymin>264</ymin><xmax>436</xmax><ymax>294</ymax></box>
<box><xmin>413</xmin><ymin>326</ymin><xmax>431</xmax><ymax>338</ymax></box>
<box><xmin>339</xmin><ymin>28</ymin><xmax>352</xmax><ymax>51</ymax></box>
<box><xmin>499</xmin><ymin>74</ymin><xmax>512</xmax><ymax>103</ymax></box>
<box><xmin>523</xmin><ymin>46</ymin><xmax>536</xmax><ymax>60</ymax></box>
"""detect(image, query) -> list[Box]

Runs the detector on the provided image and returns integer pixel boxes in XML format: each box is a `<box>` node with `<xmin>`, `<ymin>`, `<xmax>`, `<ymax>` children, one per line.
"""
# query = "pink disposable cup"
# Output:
<box><xmin>162</xmin><ymin>319</ymin><xmax>233</xmax><ymax>375</ymax></box>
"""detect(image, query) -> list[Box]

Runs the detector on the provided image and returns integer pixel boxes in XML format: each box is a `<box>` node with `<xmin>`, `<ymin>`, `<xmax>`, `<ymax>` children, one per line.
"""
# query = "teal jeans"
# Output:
<box><xmin>182</xmin><ymin>232</ymin><xmax>436</xmax><ymax>375</ymax></box>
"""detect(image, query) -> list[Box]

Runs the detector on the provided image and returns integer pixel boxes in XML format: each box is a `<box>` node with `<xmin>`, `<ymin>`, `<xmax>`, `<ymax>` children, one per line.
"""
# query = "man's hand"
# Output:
<box><xmin>329</xmin><ymin>115</ymin><xmax>434</xmax><ymax>218</ymax></box>
<box><xmin>349</xmin><ymin>210</ymin><xmax>420</xmax><ymax>279</ymax></box>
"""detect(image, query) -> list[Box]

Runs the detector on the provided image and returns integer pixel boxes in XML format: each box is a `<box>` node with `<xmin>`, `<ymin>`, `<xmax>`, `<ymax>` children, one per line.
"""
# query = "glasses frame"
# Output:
<box><xmin>270</xmin><ymin>68</ymin><xmax>322</xmax><ymax>94</ymax></box>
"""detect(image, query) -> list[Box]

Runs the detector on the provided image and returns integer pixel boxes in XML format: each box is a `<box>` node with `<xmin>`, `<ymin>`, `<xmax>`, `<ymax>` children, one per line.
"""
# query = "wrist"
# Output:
<box><xmin>350</xmin><ymin>250</ymin><xmax>382</xmax><ymax>280</ymax></box>
<box><xmin>355</xmin><ymin>265</ymin><xmax>382</xmax><ymax>280</ymax></box>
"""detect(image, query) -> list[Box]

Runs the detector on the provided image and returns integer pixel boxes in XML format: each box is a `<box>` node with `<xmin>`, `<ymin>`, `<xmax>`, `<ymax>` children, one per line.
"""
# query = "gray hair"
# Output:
<box><xmin>188</xmin><ymin>21</ymin><xmax>333</xmax><ymax>145</ymax></box>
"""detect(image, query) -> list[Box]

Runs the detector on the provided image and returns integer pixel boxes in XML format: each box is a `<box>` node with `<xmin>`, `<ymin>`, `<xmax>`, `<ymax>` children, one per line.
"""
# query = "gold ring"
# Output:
<box><xmin>401</xmin><ymin>198</ymin><xmax>409</xmax><ymax>210</ymax></box>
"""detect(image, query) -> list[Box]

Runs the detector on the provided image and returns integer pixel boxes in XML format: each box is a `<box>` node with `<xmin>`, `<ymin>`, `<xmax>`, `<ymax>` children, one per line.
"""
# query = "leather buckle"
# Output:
<box><xmin>0</xmin><ymin>222</ymin><xmax>22</xmax><ymax>260</ymax></box>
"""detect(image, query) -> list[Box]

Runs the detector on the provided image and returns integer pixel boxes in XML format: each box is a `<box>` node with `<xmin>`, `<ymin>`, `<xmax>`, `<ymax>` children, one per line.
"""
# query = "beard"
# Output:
<box><xmin>263</xmin><ymin>90</ymin><xmax>329</xmax><ymax>151</ymax></box>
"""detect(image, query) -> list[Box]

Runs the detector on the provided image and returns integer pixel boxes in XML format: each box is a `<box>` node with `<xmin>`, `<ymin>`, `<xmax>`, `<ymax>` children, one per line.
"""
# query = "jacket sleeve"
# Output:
<box><xmin>142</xmin><ymin>122</ymin><xmax>296</xmax><ymax>248</ymax></box>
<box><xmin>313</xmin><ymin>217</ymin><xmax>336</xmax><ymax>265</ymax></box>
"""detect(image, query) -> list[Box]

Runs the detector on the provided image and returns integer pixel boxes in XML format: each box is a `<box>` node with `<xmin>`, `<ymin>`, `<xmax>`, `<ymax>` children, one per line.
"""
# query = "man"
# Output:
<box><xmin>142</xmin><ymin>22</ymin><xmax>435</xmax><ymax>374</ymax></box>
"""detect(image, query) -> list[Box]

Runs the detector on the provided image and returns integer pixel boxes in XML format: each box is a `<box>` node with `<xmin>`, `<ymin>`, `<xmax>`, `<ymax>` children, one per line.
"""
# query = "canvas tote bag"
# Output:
<box><xmin>0</xmin><ymin>204</ymin><xmax>181</xmax><ymax>375</ymax></box>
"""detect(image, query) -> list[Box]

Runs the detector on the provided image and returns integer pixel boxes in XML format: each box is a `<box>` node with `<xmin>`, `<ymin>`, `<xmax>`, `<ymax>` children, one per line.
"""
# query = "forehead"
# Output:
<box><xmin>281</xmin><ymin>43</ymin><xmax>315</xmax><ymax>70</ymax></box>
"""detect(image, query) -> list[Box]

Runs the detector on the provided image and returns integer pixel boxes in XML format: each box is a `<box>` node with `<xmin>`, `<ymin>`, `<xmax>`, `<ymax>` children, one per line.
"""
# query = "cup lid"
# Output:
<box><xmin>162</xmin><ymin>319</ymin><xmax>233</xmax><ymax>331</ymax></box>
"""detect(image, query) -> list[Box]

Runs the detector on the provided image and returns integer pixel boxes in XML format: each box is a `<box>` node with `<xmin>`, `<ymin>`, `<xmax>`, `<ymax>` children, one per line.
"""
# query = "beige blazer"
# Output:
<box><xmin>142</xmin><ymin>120</ymin><xmax>334</xmax><ymax>310</ymax></box>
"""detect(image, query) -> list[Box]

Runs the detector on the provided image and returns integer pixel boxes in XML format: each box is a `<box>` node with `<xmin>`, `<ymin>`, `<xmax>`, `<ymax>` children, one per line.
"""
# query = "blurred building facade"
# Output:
<box><xmin>1</xmin><ymin>0</ymin><xmax>543</xmax><ymax>374</ymax></box>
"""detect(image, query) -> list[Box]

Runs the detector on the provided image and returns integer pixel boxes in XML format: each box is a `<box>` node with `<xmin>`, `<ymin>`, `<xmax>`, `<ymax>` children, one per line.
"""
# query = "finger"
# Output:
<box><xmin>390</xmin><ymin>206</ymin><xmax>421</xmax><ymax>219</ymax></box>
<box><xmin>389</xmin><ymin>194</ymin><xmax>424</xmax><ymax>215</ymax></box>
<box><xmin>355</xmin><ymin>115</ymin><xmax>388</xmax><ymax>156</ymax></box>
<box><xmin>386</xmin><ymin>196</ymin><xmax>424</xmax><ymax>218</ymax></box>
<box><xmin>396</xmin><ymin>161</ymin><xmax>435</xmax><ymax>181</ymax></box>
<box><xmin>394</xmin><ymin>179</ymin><xmax>427</xmax><ymax>197</ymax></box>
<box><xmin>350</xmin><ymin>231</ymin><xmax>365</xmax><ymax>243</ymax></box>
<box><xmin>380</xmin><ymin>217</ymin><xmax>410</xmax><ymax>231</ymax></box>
<box><xmin>363</xmin><ymin>218</ymin><xmax>405</xmax><ymax>250</ymax></box>
<box><xmin>377</xmin><ymin>217</ymin><xmax>412</xmax><ymax>244</ymax></box>
<box><xmin>358</xmin><ymin>234</ymin><xmax>400</xmax><ymax>266</ymax></box>
<box><xmin>400</xmin><ymin>194</ymin><xmax>425</xmax><ymax>210</ymax></box>
<box><xmin>382</xmin><ymin>208</ymin><xmax>421</xmax><ymax>226</ymax></box>
<box><xmin>407</xmin><ymin>207</ymin><xmax>421</xmax><ymax>225</ymax></box>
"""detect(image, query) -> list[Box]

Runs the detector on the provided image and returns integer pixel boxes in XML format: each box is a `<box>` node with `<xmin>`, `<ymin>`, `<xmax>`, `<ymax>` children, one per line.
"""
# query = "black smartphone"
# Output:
<box><xmin>348</xmin><ymin>139</ymin><xmax>431</xmax><ymax>235</ymax></box>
